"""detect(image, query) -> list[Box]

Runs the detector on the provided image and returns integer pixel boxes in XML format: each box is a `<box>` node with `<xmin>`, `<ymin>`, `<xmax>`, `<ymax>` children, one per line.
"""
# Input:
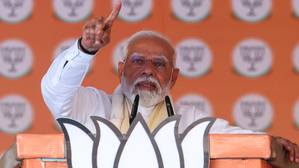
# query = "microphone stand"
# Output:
<box><xmin>129</xmin><ymin>95</ymin><xmax>139</xmax><ymax>125</ymax></box>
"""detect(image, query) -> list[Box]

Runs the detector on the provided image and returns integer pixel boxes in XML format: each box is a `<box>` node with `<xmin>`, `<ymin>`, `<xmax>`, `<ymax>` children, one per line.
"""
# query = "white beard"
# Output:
<box><xmin>121</xmin><ymin>76</ymin><xmax>171</xmax><ymax>107</ymax></box>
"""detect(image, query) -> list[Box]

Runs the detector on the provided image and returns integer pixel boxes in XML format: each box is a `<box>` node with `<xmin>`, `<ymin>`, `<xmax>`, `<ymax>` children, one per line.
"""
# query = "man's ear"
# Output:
<box><xmin>118</xmin><ymin>62</ymin><xmax>124</xmax><ymax>83</ymax></box>
<box><xmin>170</xmin><ymin>68</ymin><xmax>179</xmax><ymax>89</ymax></box>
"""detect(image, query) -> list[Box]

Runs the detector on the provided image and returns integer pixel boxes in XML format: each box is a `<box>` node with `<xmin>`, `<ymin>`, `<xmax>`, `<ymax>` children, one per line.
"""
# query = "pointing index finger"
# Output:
<box><xmin>107</xmin><ymin>1</ymin><xmax>122</xmax><ymax>23</ymax></box>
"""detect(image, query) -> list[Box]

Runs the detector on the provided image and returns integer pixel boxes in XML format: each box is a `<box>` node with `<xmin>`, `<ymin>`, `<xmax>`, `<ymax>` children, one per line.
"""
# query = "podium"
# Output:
<box><xmin>15</xmin><ymin>134</ymin><xmax>298</xmax><ymax>168</ymax></box>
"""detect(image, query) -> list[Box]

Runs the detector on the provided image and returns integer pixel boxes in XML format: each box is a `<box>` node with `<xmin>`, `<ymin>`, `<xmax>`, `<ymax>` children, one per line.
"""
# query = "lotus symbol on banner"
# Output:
<box><xmin>241</xmin><ymin>0</ymin><xmax>263</xmax><ymax>16</ymax></box>
<box><xmin>123</xmin><ymin>0</ymin><xmax>144</xmax><ymax>16</ymax></box>
<box><xmin>57</xmin><ymin>114</ymin><xmax>215</xmax><ymax>168</ymax></box>
<box><xmin>241</xmin><ymin>101</ymin><xmax>265</xmax><ymax>127</ymax></box>
<box><xmin>180</xmin><ymin>0</ymin><xmax>203</xmax><ymax>16</ymax></box>
<box><xmin>2</xmin><ymin>0</ymin><xmax>24</xmax><ymax>17</ymax></box>
<box><xmin>179</xmin><ymin>46</ymin><xmax>205</xmax><ymax>72</ymax></box>
<box><xmin>62</xmin><ymin>0</ymin><xmax>85</xmax><ymax>17</ymax></box>
<box><xmin>1</xmin><ymin>102</ymin><xmax>25</xmax><ymax>128</ymax></box>
<box><xmin>240</xmin><ymin>46</ymin><xmax>265</xmax><ymax>72</ymax></box>
<box><xmin>1</xmin><ymin>47</ymin><xmax>25</xmax><ymax>72</ymax></box>
<box><xmin>180</xmin><ymin>101</ymin><xmax>206</xmax><ymax>112</ymax></box>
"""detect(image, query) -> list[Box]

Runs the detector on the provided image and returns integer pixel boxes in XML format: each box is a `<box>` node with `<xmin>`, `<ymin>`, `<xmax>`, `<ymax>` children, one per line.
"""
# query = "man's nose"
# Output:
<box><xmin>141</xmin><ymin>60</ymin><xmax>156</xmax><ymax>76</ymax></box>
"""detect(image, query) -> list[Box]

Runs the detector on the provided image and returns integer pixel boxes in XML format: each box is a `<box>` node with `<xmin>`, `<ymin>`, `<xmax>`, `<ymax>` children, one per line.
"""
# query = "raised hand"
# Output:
<box><xmin>80</xmin><ymin>1</ymin><xmax>122</xmax><ymax>53</ymax></box>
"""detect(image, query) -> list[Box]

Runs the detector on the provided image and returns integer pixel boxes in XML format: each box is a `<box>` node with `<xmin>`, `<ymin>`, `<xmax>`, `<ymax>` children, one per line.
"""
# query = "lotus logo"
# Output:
<box><xmin>232</xmin><ymin>0</ymin><xmax>272</xmax><ymax>22</ymax></box>
<box><xmin>176</xmin><ymin>38</ymin><xmax>212</xmax><ymax>78</ymax></box>
<box><xmin>1</xmin><ymin>102</ymin><xmax>26</xmax><ymax>128</ymax></box>
<box><xmin>123</xmin><ymin>0</ymin><xmax>144</xmax><ymax>16</ymax></box>
<box><xmin>1</xmin><ymin>46</ymin><xmax>25</xmax><ymax>72</ymax></box>
<box><xmin>172</xmin><ymin>0</ymin><xmax>211</xmax><ymax>23</ymax></box>
<box><xmin>0</xmin><ymin>39</ymin><xmax>33</xmax><ymax>79</ymax></box>
<box><xmin>113</xmin><ymin>0</ymin><xmax>152</xmax><ymax>22</ymax></box>
<box><xmin>58</xmin><ymin>114</ymin><xmax>215</xmax><ymax>168</ymax></box>
<box><xmin>240</xmin><ymin>101</ymin><xmax>265</xmax><ymax>127</ymax></box>
<box><xmin>233</xmin><ymin>38</ymin><xmax>272</xmax><ymax>78</ymax></box>
<box><xmin>2</xmin><ymin>0</ymin><xmax>24</xmax><ymax>17</ymax></box>
<box><xmin>0</xmin><ymin>94</ymin><xmax>33</xmax><ymax>134</ymax></box>
<box><xmin>233</xmin><ymin>93</ymin><xmax>272</xmax><ymax>131</ymax></box>
<box><xmin>176</xmin><ymin>94</ymin><xmax>213</xmax><ymax>116</ymax></box>
<box><xmin>0</xmin><ymin>0</ymin><xmax>32</xmax><ymax>23</ymax></box>
<box><xmin>53</xmin><ymin>0</ymin><xmax>93</xmax><ymax>23</ymax></box>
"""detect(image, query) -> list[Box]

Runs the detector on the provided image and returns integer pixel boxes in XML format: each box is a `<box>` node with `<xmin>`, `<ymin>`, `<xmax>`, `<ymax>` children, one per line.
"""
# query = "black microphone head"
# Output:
<box><xmin>165</xmin><ymin>95</ymin><xmax>174</xmax><ymax>117</ymax></box>
<box><xmin>134</xmin><ymin>94</ymin><xmax>139</xmax><ymax>103</ymax></box>
<box><xmin>165</xmin><ymin>95</ymin><xmax>171</xmax><ymax>106</ymax></box>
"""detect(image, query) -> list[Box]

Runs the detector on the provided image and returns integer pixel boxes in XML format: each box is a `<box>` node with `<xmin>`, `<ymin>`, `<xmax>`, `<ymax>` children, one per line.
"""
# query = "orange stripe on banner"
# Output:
<box><xmin>17</xmin><ymin>134</ymin><xmax>65</xmax><ymax>159</ymax></box>
<box><xmin>210</xmin><ymin>159</ymin><xmax>272</xmax><ymax>168</ymax></box>
<box><xmin>210</xmin><ymin>134</ymin><xmax>272</xmax><ymax>159</ymax></box>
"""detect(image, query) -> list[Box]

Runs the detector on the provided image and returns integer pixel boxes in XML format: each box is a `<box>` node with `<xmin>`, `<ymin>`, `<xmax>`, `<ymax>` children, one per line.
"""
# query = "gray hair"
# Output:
<box><xmin>122</xmin><ymin>30</ymin><xmax>177</xmax><ymax>67</ymax></box>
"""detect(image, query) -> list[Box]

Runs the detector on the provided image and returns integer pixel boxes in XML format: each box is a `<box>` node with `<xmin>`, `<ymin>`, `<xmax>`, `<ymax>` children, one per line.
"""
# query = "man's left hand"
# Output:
<box><xmin>276</xmin><ymin>136</ymin><xmax>299</xmax><ymax>163</ymax></box>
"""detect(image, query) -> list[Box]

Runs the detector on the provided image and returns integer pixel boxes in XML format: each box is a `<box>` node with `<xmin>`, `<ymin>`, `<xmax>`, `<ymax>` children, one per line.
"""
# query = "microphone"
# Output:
<box><xmin>129</xmin><ymin>95</ymin><xmax>139</xmax><ymax>125</ymax></box>
<box><xmin>165</xmin><ymin>96</ymin><xmax>174</xmax><ymax>117</ymax></box>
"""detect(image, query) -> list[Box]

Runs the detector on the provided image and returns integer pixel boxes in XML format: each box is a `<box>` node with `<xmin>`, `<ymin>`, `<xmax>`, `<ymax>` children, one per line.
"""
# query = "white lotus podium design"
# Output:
<box><xmin>57</xmin><ymin>114</ymin><xmax>216</xmax><ymax>168</ymax></box>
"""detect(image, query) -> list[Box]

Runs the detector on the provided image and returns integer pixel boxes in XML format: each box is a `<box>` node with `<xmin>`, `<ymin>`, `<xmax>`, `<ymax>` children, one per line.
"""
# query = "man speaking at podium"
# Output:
<box><xmin>40</xmin><ymin>1</ymin><xmax>299</xmax><ymax>164</ymax></box>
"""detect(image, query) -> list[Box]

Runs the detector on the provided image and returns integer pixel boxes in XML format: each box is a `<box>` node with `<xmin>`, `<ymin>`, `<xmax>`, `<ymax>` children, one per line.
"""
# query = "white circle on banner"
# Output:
<box><xmin>53</xmin><ymin>38</ymin><xmax>94</xmax><ymax>73</ymax></box>
<box><xmin>172</xmin><ymin>0</ymin><xmax>211</xmax><ymax>22</ymax></box>
<box><xmin>112</xmin><ymin>38</ymin><xmax>128</xmax><ymax>72</ymax></box>
<box><xmin>176</xmin><ymin>38</ymin><xmax>212</xmax><ymax>78</ymax></box>
<box><xmin>0</xmin><ymin>94</ymin><xmax>33</xmax><ymax>134</ymax></box>
<box><xmin>176</xmin><ymin>94</ymin><xmax>213</xmax><ymax>116</ymax></box>
<box><xmin>53</xmin><ymin>0</ymin><xmax>93</xmax><ymax>23</ymax></box>
<box><xmin>293</xmin><ymin>99</ymin><xmax>299</xmax><ymax>128</ymax></box>
<box><xmin>0</xmin><ymin>0</ymin><xmax>33</xmax><ymax>23</ymax></box>
<box><xmin>112</xmin><ymin>0</ymin><xmax>152</xmax><ymax>22</ymax></box>
<box><xmin>0</xmin><ymin>39</ymin><xmax>33</xmax><ymax>79</ymax></box>
<box><xmin>292</xmin><ymin>42</ymin><xmax>299</xmax><ymax>73</ymax></box>
<box><xmin>233</xmin><ymin>93</ymin><xmax>273</xmax><ymax>131</ymax></box>
<box><xmin>233</xmin><ymin>38</ymin><xmax>272</xmax><ymax>78</ymax></box>
<box><xmin>232</xmin><ymin>0</ymin><xmax>272</xmax><ymax>22</ymax></box>
<box><xmin>292</xmin><ymin>0</ymin><xmax>299</xmax><ymax>18</ymax></box>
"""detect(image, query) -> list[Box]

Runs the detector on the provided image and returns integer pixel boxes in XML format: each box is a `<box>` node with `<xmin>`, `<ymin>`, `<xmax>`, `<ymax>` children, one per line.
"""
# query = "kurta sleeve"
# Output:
<box><xmin>41</xmin><ymin>39</ymin><xmax>111</xmax><ymax>127</ymax></box>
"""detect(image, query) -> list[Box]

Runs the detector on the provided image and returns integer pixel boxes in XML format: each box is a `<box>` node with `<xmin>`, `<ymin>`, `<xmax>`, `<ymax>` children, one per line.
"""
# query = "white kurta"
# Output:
<box><xmin>41</xmin><ymin>39</ymin><xmax>262</xmax><ymax>134</ymax></box>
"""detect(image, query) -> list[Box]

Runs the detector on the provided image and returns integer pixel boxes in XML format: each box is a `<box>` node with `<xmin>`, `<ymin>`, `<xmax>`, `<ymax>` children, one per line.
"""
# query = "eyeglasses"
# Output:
<box><xmin>124</xmin><ymin>56</ymin><xmax>173</xmax><ymax>71</ymax></box>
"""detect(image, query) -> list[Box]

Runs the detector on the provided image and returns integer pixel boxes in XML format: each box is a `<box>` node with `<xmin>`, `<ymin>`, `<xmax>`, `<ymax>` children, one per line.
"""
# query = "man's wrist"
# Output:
<box><xmin>78</xmin><ymin>37</ymin><xmax>98</xmax><ymax>55</ymax></box>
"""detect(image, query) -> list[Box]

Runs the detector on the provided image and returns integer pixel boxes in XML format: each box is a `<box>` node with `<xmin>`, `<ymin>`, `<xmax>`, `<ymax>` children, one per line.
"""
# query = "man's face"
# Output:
<box><xmin>118</xmin><ymin>36</ymin><xmax>179</xmax><ymax>107</ymax></box>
